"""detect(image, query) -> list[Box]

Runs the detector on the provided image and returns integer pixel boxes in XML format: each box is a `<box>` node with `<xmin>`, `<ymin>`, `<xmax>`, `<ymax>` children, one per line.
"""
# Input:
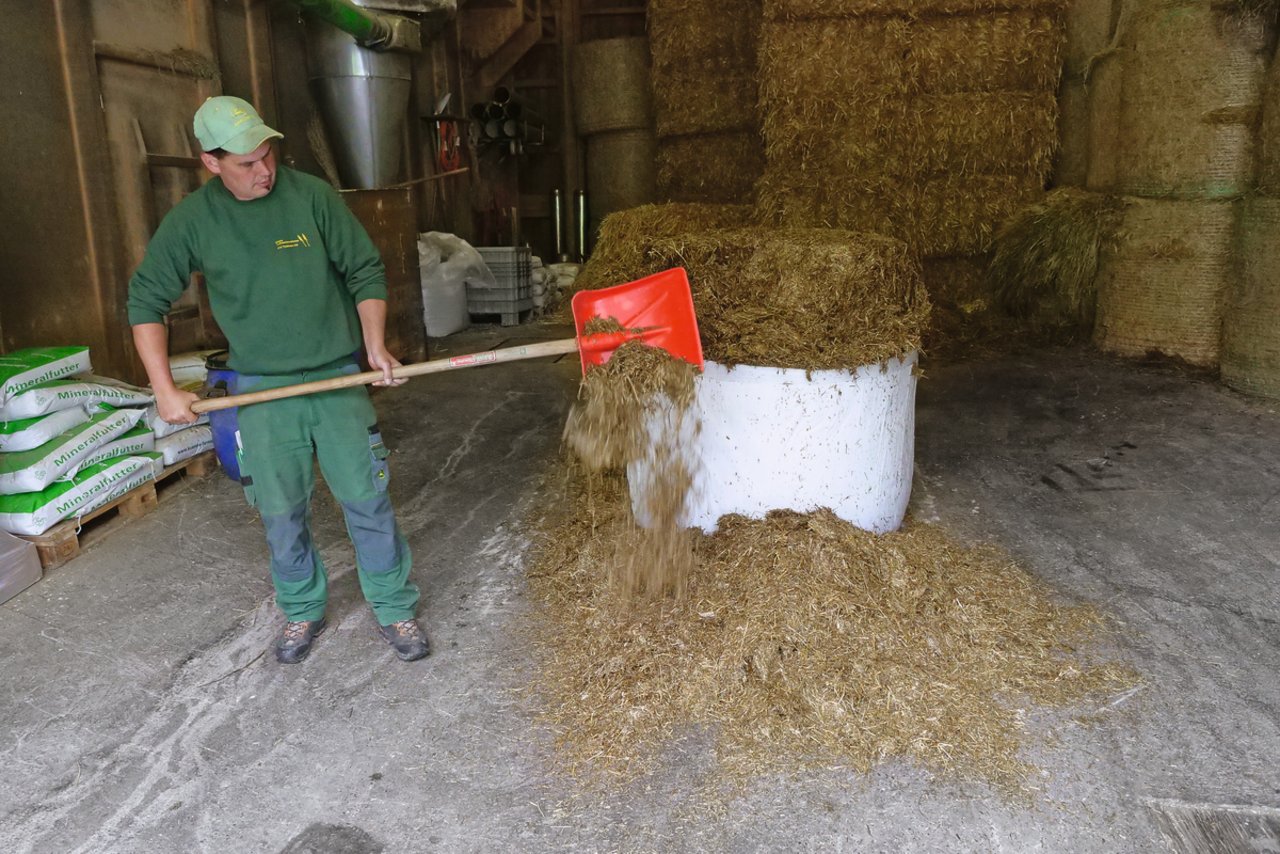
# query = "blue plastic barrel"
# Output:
<box><xmin>204</xmin><ymin>351</ymin><xmax>241</xmax><ymax>481</ymax></box>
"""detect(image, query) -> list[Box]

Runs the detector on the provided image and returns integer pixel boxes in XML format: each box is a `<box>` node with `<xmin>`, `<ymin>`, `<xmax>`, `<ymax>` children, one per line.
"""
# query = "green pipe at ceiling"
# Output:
<box><xmin>289</xmin><ymin>0</ymin><xmax>385</xmax><ymax>47</ymax></box>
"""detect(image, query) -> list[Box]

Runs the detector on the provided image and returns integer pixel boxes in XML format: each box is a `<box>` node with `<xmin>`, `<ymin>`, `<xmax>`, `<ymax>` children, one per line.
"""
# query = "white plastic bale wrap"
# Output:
<box><xmin>629</xmin><ymin>355</ymin><xmax>918</xmax><ymax>535</ymax></box>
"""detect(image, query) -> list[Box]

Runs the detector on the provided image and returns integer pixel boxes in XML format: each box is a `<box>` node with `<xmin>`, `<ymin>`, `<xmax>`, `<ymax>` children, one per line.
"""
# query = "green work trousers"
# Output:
<box><xmin>234</xmin><ymin>361</ymin><xmax>419</xmax><ymax>625</ymax></box>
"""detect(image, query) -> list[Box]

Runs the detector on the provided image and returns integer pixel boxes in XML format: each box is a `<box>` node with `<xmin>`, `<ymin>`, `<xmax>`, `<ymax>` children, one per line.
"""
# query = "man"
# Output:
<box><xmin>128</xmin><ymin>95</ymin><xmax>429</xmax><ymax>664</ymax></box>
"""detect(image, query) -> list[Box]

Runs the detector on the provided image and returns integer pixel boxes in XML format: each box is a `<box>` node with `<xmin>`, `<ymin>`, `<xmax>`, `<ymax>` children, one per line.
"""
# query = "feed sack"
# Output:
<box><xmin>0</xmin><ymin>407</ymin><xmax>145</xmax><ymax>494</ymax></box>
<box><xmin>0</xmin><ymin>455</ymin><xmax>157</xmax><ymax>536</ymax></box>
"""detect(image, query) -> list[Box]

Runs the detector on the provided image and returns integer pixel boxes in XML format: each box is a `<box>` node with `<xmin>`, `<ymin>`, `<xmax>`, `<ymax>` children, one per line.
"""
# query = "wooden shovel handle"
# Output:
<box><xmin>190</xmin><ymin>338</ymin><xmax>580</xmax><ymax>414</ymax></box>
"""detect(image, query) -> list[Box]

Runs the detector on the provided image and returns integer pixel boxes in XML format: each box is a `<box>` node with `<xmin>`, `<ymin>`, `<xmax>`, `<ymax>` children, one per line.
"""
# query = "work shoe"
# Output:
<box><xmin>378</xmin><ymin>619</ymin><xmax>430</xmax><ymax>661</ymax></box>
<box><xmin>275</xmin><ymin>618</ymin><xmax>326</xmax><ymax>664</ymax></box>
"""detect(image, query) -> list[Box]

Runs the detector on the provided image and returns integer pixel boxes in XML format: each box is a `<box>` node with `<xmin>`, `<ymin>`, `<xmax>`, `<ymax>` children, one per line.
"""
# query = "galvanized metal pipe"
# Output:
<box><xmin>551</xmin><ymin>189</ymin><xmax>566</xmax><ymax>261</ymax></box>
<box><xmin>575</xmin><ymin>189</ymin><xmax>588</xmax><ymax>261</ymax></box>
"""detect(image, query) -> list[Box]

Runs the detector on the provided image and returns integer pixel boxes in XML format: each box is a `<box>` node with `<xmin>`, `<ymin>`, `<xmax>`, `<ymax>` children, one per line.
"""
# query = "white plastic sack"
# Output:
<box><xmin>0</xmin><ymin>407</ymin><xmax>146</xmax><ymax>494</ymax></box>
<box><xmin>76</xmin><ymin>425</ymin><xmax>156</xmax><ymax>472</ymax></box>
<box><xmin>0</xmin><ymin>347</ymin><xmax>91</xmax><ymax>409</ymax></box>
<box><xmin>0</xmin><ymin>454</ymin><xmax>156</xmax><ymax>536</ymax></box>
<box><xmin>0</xmin><ymin>407</ymin><xmax>92</xmax><ymax>454</ymax></box>
<box><xmin>0</xmin><ymin>375</ymin><xmax>153</xmax><ymax>420</ymax></box>
<box><xmin>419</xmin><ymin>232</ymin><xmax>492</xmax><ymax>337</ymax></box>
<box><xmin>169</xmin><ymin>350</ymin><xmax>219</xmax><ymax>388</ymax></box>
<box><xmin>141</xmin><ymin>404</ymin><xmax>209</xmax><ymax>439</ymax></box>
<box><xmin>154</xmin><ymin>425</ymin><xmax>213</xmax><ymax>466</ymax></box>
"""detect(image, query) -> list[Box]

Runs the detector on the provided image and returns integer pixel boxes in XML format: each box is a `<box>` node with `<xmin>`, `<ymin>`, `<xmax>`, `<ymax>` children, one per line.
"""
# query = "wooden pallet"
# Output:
<box><xmin>20</xmin><ymin>451</ymin><xmax>218</xmax><ymax>571</ymax></box>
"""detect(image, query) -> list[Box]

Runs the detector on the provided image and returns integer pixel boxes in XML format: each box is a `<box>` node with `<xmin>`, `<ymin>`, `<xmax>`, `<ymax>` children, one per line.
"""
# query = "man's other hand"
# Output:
<box><xmin>156</xmin><ymin>387</ymin><xmax>201</xmax><ymax>425</ymax></box>
<box><xmin>367</xmin><ymin>347</ymin><xmax>406</xmax><ymax>387</ymax></box>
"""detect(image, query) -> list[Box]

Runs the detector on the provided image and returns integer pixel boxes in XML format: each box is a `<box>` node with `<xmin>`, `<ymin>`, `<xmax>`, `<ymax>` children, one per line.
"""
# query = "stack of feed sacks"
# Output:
<box><xmin>648</xmin><ymin>0</ymin><xmax>766</xmax><ymax>204</ymax></box>
<box><xmin>572</xmin><ymin>37</ymin><xmax>658</xmax><ymax>238</ymax></box>
<box><xmin>1223</xmin><ymin>38</ymin><xmax>1280</xmax><ymax>400</ymax></box>
<box><xmin>148</xmin><ymin>351</ymin><xmax>216</xmax><ymax>469</ymax></box>
<box><xmin>755</xmin><ymin>0</ymin><xmax>1066</xmax><ymax>309</ymax></box>
<box><xmin>1091</xmin><ymin>1</ymin><xmax>1270</xmax><ymax>367</ymax></box>
<box><xmin>0</xmin><ymin>348</ymin><xmax>158</xmax><ymax>537</ymax></box>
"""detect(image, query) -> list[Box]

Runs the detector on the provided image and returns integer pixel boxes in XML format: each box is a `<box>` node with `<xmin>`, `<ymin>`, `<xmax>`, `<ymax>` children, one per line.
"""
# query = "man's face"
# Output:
<box><xmin>201</xmin><ymin>142</ymin><xmax>277</xmax><ymax>201</ymax></box>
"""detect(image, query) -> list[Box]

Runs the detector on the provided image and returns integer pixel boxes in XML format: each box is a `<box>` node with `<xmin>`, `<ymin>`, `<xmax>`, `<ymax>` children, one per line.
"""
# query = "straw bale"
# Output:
<box><xmin>910</xmin><ymin>8</ymin><xmax>1065</xmax><ymax>94</ymax></box>
<box><xmin>526</xmin><ymin>470</ymin><xmax>1137</xmax><ymax>789</ymax></box>
<box><xmin>755</xmin><ymin>166</ymin><xmax>912</xmax><ymax>236</ymax></box>
<box><xmin>906</xmin><ymin>91</ymin><xmax>1058</xmax><ymax>178</ymax></box>
<box><xmin>1258</xmin><ymin>40</ymin><xmax>1280</xmax><ymax>193</ymax></box>
<box><xmin>652</xmin><ymin>71</ymin><xmax>758</xmax><ymax>137</ymax></box>
<box><xmin>648</xmin><ymin>0</ymin><xmax>761</xmax><ymax>72</ymax></box>
<box><xmin>924</xmin><ymin>255</ymin><xmax>989</xmax><ymax>309</ymax></box>
<box><xmin>649</xmin><ymin>0</ymin><xmax>761</xmax><ymax>138</ymax></box>
<box><xmin>1222</xmin><ymin>195</ymin><xmax>1280</xmax><ymax>399</ymax></box>
<box><xmin>758</xmin><ymin>18</ymin><xmax>913</xmax><ymax>159</ymax></box>
<box><xmin>573</xmin><ymin>203</ymin><xmax>754</xmax><ymax>291</ymax></box>
<box><xmin>1063</xmin><ymin>0</ymin><xmax>1115</xmax><ymax>76</ymax></box>
<box><xmin>757</xmin><ymin>11</ymin><xmax>1062</xmax><ymax>258</ymax></box>
<box><xmin>586</xmin><ymin>129</ymin><xmax>658</xmax><ymax>233</ymax></box>
<box><xmin>987</xmin><ymin>189</ymin><xmax>1126</xmax><ymax>329</ymax></box>
<box><xmin>1054</xmin><ymin>78</ymin><xmax>1090</xmax><ymax>186</ymax></box>
<box><xmin>908</xmin><ymin>173</ymin><xmax>1048</xmax><ymax>256</ymax></box>
<box><xmin>645</xmin><ymin>227</ymin><xmax>930</xmax><ymax>368</ymax></box>
<box><xmin>656</xmin><ymin>133</ymin><xmax>765</xmax><ymax>205</ymax></box>
<box><xmin>1093</xmin><ymin>198</ymin><xmax>1235</xmax><ymax>367</ymax></box>
<box><xmin>572</xmin><ymin>38</ymin><xmax>654</xmax><ymax>135</ymax></box>
<box><xmin>1084</xmin><ymin>49</ymin><xmax>1123</xmax><ymax>192</ymax></box>
<box><xmin>1113</xmin><ymin>2</ymin><xmax>1267</xmax><ymax>199</ymax></box>
<box><xmin>763</xmin><ymin>0</ymin><xmax>1066</xmax><ymax>20</ymax></box>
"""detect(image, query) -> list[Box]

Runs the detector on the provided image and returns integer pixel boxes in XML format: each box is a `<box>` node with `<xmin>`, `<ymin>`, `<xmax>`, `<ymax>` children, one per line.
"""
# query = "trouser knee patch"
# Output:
<box><xmin>262</xmin><ymin>506</ymin><xmax>316</xmax><ymax>582</ymax></box>
<box><xmin>341</xmin><ymin>494</ymin><xmax>400</xmax><ymax>572</ymax></box>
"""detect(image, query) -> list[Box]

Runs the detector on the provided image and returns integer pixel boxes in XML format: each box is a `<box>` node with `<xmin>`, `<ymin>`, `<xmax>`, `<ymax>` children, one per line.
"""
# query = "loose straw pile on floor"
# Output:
<box><xmin>524</xmin><ymin>469</ymin><xmax>1138</xmax><ymax>793</ymax></box>
<box><xmin>987</xmin><ymin>189</ymin><xmax>1128</xmax><ymax>331</ymax></box>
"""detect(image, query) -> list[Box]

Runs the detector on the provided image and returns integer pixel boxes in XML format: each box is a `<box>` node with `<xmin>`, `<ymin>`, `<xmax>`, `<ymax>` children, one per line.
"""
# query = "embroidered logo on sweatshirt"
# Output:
<box><xmin>275</xmin><ymin>233</ymin><xmax>312</xmax><ymax>250</ymax></box>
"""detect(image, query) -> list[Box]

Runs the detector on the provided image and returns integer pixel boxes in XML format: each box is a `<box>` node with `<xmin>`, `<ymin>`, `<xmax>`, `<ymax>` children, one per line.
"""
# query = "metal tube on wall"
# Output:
<box><xmin>574</xmin><ymin>189</ymin><xmax>588</xmax><ymax>261</ymax></box>
<box><xmin>551</xmin><ymin>189</ymin><xmax>566</xmax><ymax>261</ymax></box>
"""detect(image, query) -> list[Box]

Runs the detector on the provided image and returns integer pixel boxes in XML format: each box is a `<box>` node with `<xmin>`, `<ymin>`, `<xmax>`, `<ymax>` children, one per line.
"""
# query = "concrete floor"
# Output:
<box><xmin>1</xmin><ymin>324</ymin><xmax>1278</xmax><ymax>853</ymax></box>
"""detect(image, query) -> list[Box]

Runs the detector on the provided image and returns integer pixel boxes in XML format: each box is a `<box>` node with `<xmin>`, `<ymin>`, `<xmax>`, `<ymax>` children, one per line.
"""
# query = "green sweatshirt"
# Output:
<box><xmin>127</xmin><ymin>166</ymin><xmax>387</xmax><ymax>375</ymax></box>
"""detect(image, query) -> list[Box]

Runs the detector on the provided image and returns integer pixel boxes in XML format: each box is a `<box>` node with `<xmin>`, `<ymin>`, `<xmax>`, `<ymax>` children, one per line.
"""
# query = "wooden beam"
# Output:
<box><xmin>476</xmin><ymin>16</ymin><xmax>543</xmax><ymax>88</ymax></box>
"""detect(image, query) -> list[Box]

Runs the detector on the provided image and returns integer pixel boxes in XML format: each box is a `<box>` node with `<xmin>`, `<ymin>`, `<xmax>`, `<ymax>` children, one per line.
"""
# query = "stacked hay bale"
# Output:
<box><xmin>572</xmin><ymin>203</ymin><xmax>753</xmax><ymax>291</ymax></box>
<box><xmin>572</xmin><ymin>38</ymin><xmax>659</xmax><ymax>237</ymax></box>
<box><xmin>1223</xmin><ymin>38</ymin><xmax>1280</xmax><ymax>399</ymax></box>
<box><xmin>571</xmin><ymin>204</ymin><xmax>930</xmax><ymax>369</ymax></box>
<box><xmin>646</xmin><ymin>228</ymin><xmax>930</xmax><ymax>370</ymax></box>
<box><xmin>1090</xmin><ymin>1</ymin><xmax>1270</xmax><ymax>367</ymax></box>
<box><xmin>755</xmin><ymin>0</ymin><xmax>1065</xmax><ymax>264</ymax></box>
<box><xmin>647</xmin><ymin>0</ymin><xmax>766</xmax><ymax>204</ymax></box>
<box><xmin>1055</xmin><ymin>0</ymin><xmax>1115</xmax><ymax>186</ymax></box>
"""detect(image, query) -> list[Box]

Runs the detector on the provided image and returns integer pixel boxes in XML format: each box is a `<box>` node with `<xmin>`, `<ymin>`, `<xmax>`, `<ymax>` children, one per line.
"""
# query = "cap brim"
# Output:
<box><xmin>220</xmin><ymin>124</ymin><xmax>284</xmax><ymax>156</ymax></box>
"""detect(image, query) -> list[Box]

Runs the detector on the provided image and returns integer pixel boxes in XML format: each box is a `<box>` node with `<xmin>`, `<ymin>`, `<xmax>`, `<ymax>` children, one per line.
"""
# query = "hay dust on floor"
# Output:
<box><xmin>522</xmin><ymin>468</ymin><xmax>1139</xmax><ymax>795</ymax></box>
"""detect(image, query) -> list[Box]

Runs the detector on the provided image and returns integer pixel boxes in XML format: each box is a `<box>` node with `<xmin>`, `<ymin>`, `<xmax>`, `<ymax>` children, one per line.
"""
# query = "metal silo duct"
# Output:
<box><xmin>305</xmin><ymin>3</ymin><xmax>412</xmax><ymax>189</ymax></box>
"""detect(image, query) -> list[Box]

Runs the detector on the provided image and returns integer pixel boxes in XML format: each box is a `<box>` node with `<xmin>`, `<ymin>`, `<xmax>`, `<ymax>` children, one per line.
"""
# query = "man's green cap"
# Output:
<box><xmin>193</xmin><ymin>96</ymin><xmax>283</xmax><ymax>155</ymax></box>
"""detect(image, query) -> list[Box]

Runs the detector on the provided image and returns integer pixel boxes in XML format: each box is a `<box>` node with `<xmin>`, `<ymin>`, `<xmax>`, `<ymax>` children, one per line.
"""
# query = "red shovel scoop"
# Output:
<box><xmin>191</xmin><ymin>267</ymin><xmax>704</xmax><ymax>414</ymax></box>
